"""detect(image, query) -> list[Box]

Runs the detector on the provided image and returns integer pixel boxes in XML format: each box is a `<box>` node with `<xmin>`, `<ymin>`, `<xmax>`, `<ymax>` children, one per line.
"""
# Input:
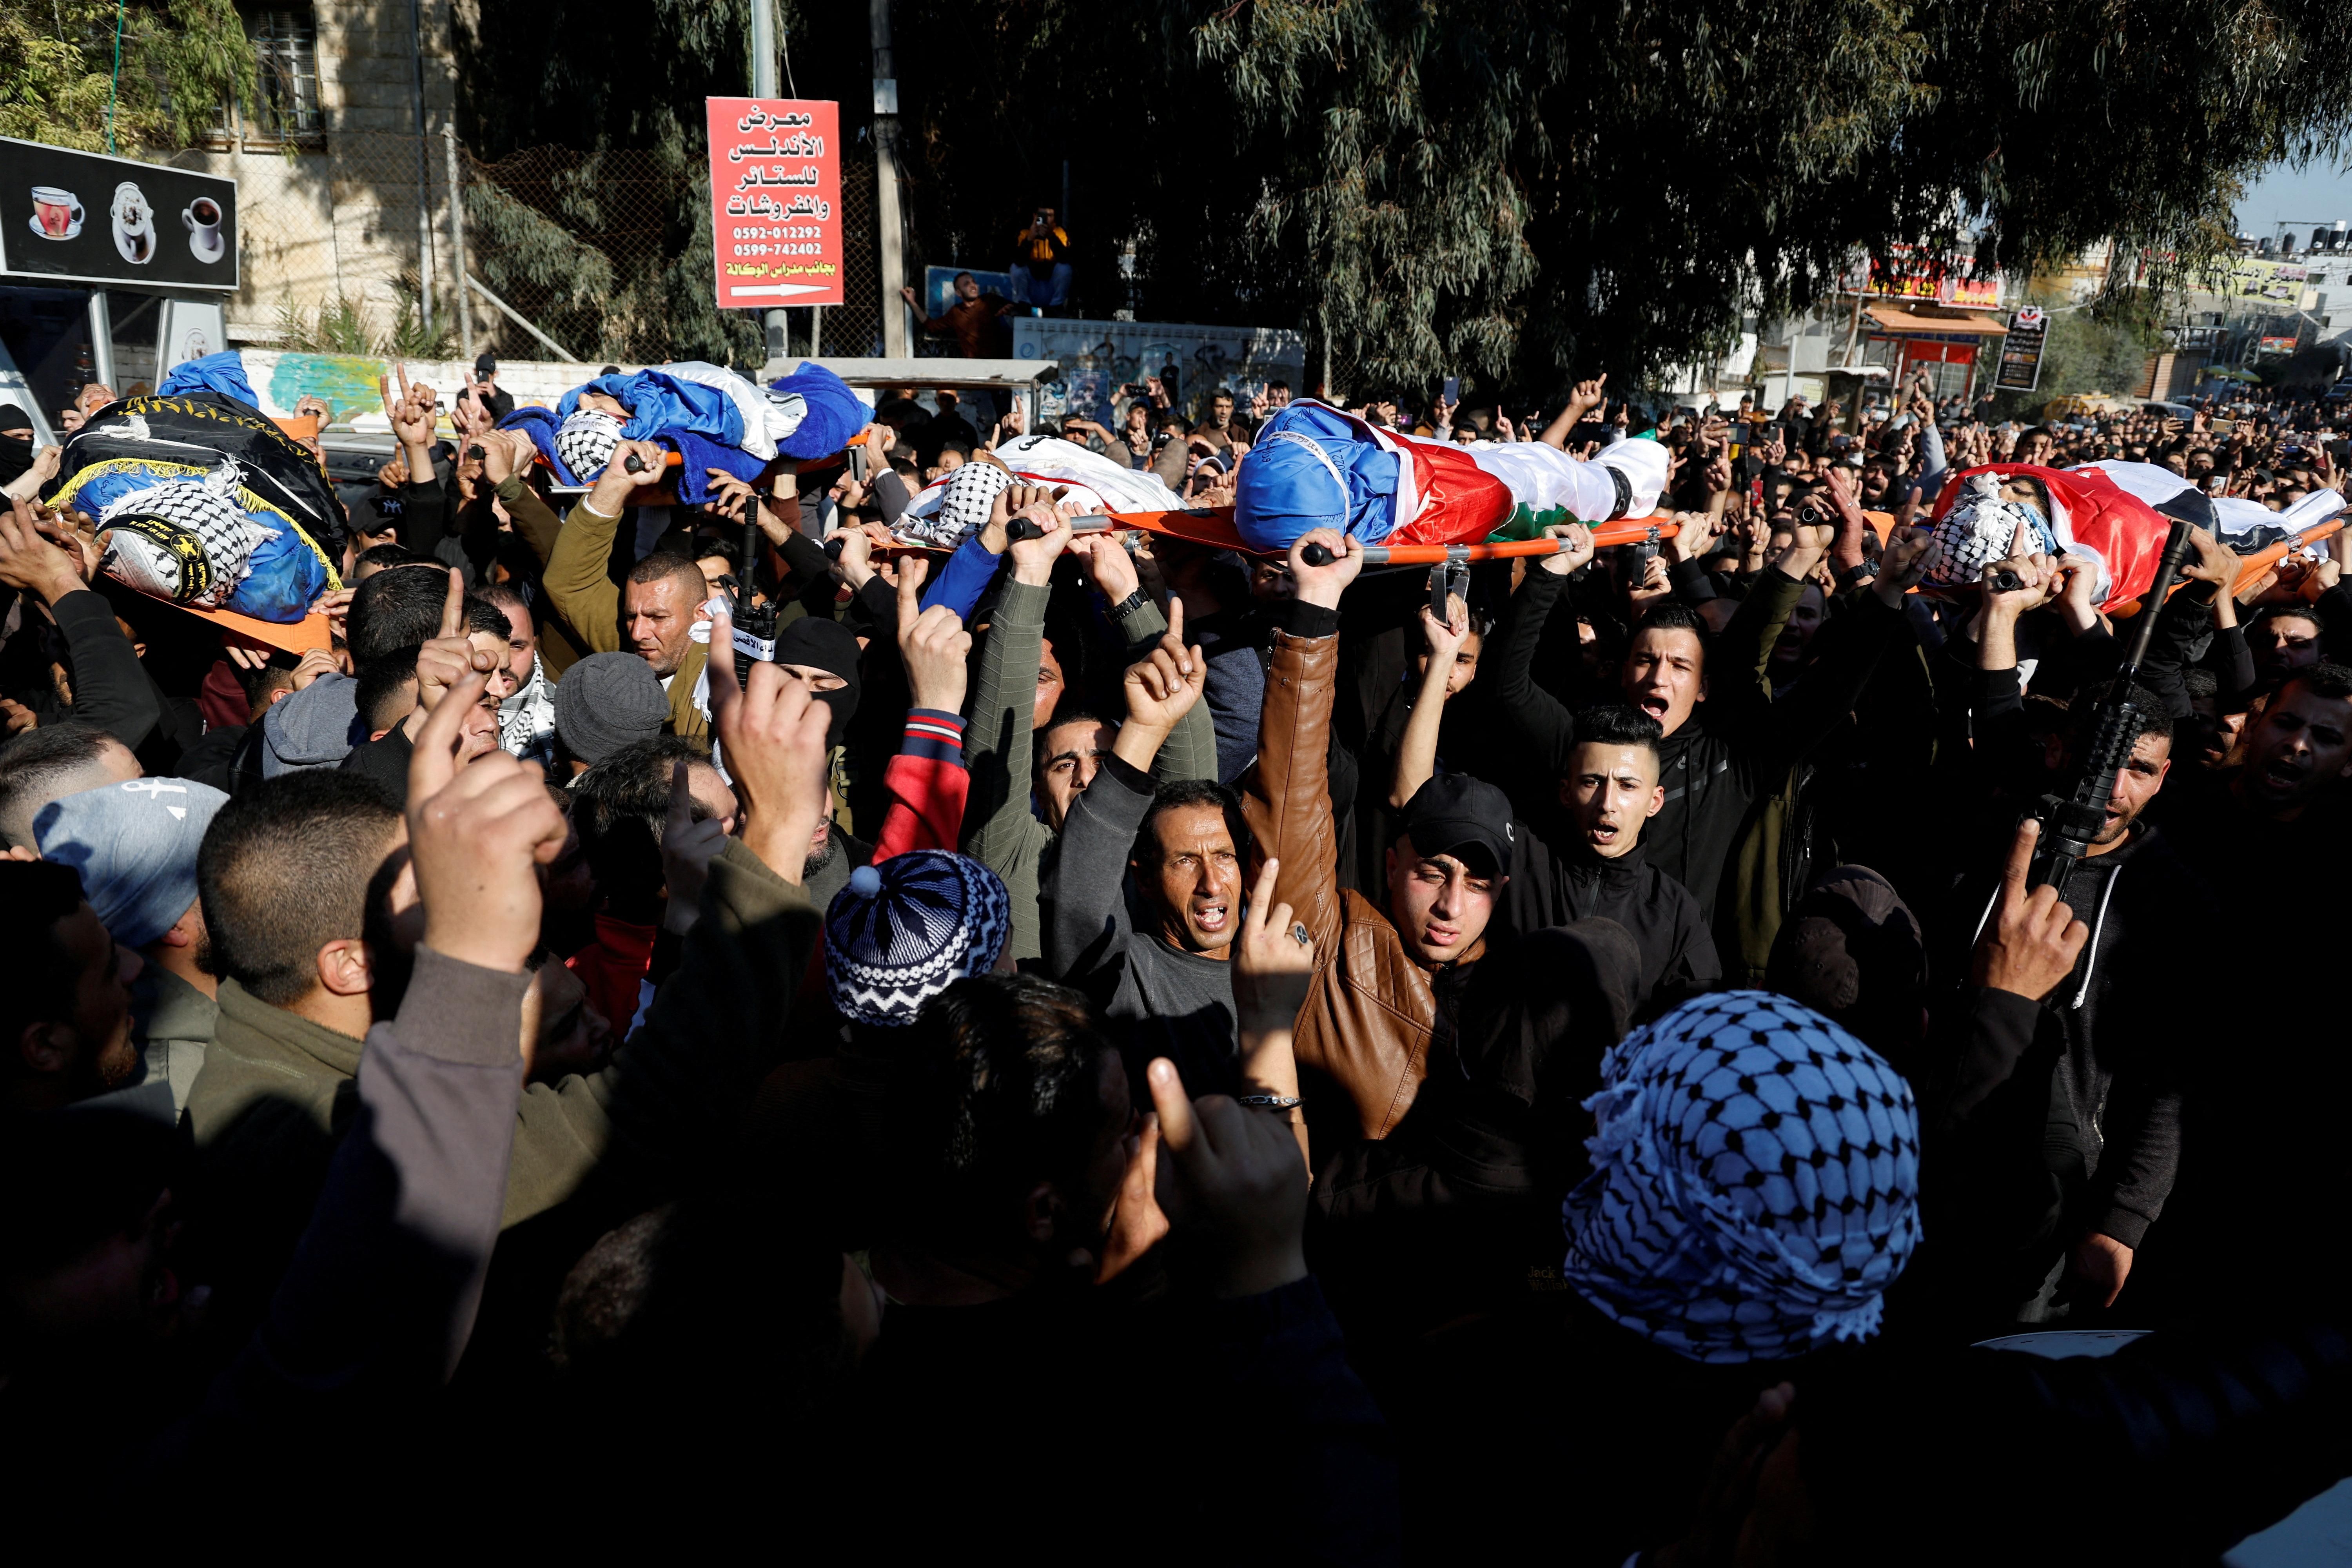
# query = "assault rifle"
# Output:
<box><xmin>2028</xmin><ymin>511</ymin><xmax>2198</xmax><ymax>891</ymax></box>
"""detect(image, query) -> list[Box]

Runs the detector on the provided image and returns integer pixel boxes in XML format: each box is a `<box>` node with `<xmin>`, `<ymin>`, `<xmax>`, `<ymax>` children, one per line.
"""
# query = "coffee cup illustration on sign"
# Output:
<box><xmin>111</xmin><ymin>182</ymin><xmax>157</xmax><ymax>265</ymax></box>
<box><xmin>183</xmin><ymin>196</ymin><xmax>225</xmax><ymax>263</ymax></box>
<box><xmin>29</xmin><ymin>186</ymin><xmax>84</xmax><ymax>241</ymax></box>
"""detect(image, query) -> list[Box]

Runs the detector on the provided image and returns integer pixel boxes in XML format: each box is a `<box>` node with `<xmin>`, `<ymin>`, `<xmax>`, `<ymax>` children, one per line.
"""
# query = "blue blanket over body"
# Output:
<box><xmin>1232</xmin><ymin>401</ymin><xmax>1406</xmax><ymax>552</ymax></box>
<box><xmin>512</xmin><ymin>361</ymin><xmax>865</xmax><ymax>503</ymax></box>
<box><xmin>156</xmin><ymin>350</ymin><xmax>260</xmax><ymax>408</ymax></box>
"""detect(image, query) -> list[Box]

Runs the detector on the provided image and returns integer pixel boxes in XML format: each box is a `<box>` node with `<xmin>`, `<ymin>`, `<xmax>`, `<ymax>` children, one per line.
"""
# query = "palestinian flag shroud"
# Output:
<box><xmin>1233</xmin><ymin>401</ymin><xmax>1669</xmax><ymax>554</ymax></box>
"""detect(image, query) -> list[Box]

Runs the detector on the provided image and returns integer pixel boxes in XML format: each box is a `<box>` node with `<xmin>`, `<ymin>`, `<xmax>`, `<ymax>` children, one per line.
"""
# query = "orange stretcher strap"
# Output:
<box><xmin>1045</xmin><ymin>507</ymin><xmax>1687</xmax><ymax>562</ymax></box>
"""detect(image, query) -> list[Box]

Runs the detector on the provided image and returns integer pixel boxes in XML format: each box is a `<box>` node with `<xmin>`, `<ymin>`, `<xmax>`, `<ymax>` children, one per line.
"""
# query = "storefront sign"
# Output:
<box><xmin>1994</xmin><ymin>305</ymin><xmax>2047</xmax><ymax>393</ymax></box>
<box><xmin>0</xmin><ymin>136</ymin><xmax>237</xmax><ymax>290</ymax></box>
<box><xmin>1843</xmin><ymin>244</ymin><xmax>2003</xmax><ymax>310</ymax></box>
<box><xmin>706</xmin><ymin>98</ymin><xmax>842</xmax><ymax>308</ymax></box>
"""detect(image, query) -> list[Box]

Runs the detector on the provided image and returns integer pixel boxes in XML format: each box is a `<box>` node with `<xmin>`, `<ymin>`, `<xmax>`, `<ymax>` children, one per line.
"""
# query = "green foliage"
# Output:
<box><xmin>1988</xmin><ymin>293</ymin><xmax>2167</xmax><ymax>419</ymax></box>
<box><xmin>274</xmin><ymin>294</ymin><xmax>375</xmax><ymax>356</ymax></box>
<box><xmin>1159</xmin><ymin>0</ymin><xmax>2352</xmax><ymax>397</ymax></box>
<box><xmin>454</xmin><ymin>0</ymin><xmax>776</xmax><ymax>367</ymax></box>
<box><xmin>0</xmin><ymin>0</ymin><xmax>253</xmax><ymax>156</ymax></box>
<box><xmin>272</xmin><ymin>285</ymin><xmax>452</xmax><ymax>359</ymax></box>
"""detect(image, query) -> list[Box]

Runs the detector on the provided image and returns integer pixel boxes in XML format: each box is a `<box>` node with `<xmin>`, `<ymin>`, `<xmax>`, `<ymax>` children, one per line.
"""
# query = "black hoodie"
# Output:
<box><xmin>1503</xmin><ymin>817</ymin><xmax>1719</xmax><ymax>1011</ymax></box>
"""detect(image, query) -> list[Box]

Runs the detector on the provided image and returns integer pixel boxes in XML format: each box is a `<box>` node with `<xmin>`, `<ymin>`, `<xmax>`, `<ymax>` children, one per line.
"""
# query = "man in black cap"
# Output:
<box><xmin>471</xmin><ymin>355</ymin><xmax>515</xmax><ymax>423</ymax></box>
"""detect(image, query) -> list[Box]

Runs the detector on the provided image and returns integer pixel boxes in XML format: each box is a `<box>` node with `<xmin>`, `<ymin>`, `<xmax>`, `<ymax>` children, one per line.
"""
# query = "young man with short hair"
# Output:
<box><xmin>0</xmin><ymin>721</ymin><xmax>141</xmax><ymax>848</ymax></box>
<box><xmin>1395</xmin><ymin>602</ymin><xmax>1716</xmax><ymax>1009</ymax></box>
<box><xmin>185</xmin><ymin>659</ymin><xmax>838</xmax><ymax>1349</ymax></box>
<box><xmin>1930</xmin><ymin>549</ymin><xmax>2220</xmax><ymax>1327</ymax></box>
<box><xmin>1489</xmin><ymin>511</ymin><xmax>1922</xmax><ymax>979</ymax></box>
<box><xmin>0</xmin><ymin>859</ymin><xmax>143</xmax><ymax>1113</ymax></box>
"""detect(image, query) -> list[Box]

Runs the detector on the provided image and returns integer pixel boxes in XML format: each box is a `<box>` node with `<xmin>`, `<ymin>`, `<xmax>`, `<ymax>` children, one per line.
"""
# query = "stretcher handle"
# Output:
<box><xmin>622</xmin><ymin>450</ymin><xmax>686</xmax><ymax>475</ymax></box>
<box><xmin>1299</xmin><ymin>517</ymin><xmax>1681</xmax><ymax>568</ymax></box>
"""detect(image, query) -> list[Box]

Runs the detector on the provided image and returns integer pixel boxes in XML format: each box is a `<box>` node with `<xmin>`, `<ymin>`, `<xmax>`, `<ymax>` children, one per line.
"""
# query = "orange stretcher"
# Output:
<box><xmin>2109</xmin><ymin>517</ymin><xmax>2345</xmax><ymax>618</ymax></box>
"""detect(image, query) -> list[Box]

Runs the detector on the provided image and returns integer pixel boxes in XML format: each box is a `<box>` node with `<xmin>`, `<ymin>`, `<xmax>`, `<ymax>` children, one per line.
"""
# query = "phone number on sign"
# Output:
<box><xmin>728</xmin><ymin>225</ymin><xmax>827</xmax><ymax>241</ymax></box>
<box><xmin>731</xmin><ymin>243</ymin><xmax>829</xmax><ymax>258</ymax></box>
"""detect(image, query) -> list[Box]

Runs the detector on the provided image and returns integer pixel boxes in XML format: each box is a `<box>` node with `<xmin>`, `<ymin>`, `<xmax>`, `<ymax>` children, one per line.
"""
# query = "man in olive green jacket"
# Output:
<box><xmin>185</xmin><ymin>654</ymin><xmax>831</xmax><ymax>1339</ymax></box>
<box><xmin>539</xmin><ymin>435</ymin><xmax>711</xmax><ymax>742</ymax></box>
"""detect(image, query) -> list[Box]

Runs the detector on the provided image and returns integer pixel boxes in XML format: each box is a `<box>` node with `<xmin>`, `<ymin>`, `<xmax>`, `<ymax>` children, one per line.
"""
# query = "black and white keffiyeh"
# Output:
<box><xmin>824</xmin><ymin>851</ymin><xmax>1012</xmax><ymax>1027</ymax></box>
<box><xmin>94</xmin><ymin>458</ymin><xmax>267</xmax><ymax>607</ymax></box>
<box><xmin>1919</xmin><ymin>470</ymin><xmax>2059</xmax><ymax>590</ymax></box>
<box><xmin>897</xmin><ymin>459</ymin><xmax>1012</xmax><ymax>549</ymax></box>
<box><xmin>555</xmin><ymin>409</ymin><xmax>624</xmax><ymax>483</ymax></box>
<box><xmin>1561</xmin><ymin>989</ymin><xmax>1922</xmax><ymax>1364</ymax></box>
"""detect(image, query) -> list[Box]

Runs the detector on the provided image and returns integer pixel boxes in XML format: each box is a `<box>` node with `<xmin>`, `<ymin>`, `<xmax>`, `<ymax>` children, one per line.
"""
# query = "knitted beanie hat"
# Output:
<box><xmin>825</xmin><ymin>851</ymin><xmax>1011</xmax><ymax>1027</ymax></box>
<box><xmin>555</xmin><ymin>409</ymin><xmax>624</xmax><ymax>483</ymax></box>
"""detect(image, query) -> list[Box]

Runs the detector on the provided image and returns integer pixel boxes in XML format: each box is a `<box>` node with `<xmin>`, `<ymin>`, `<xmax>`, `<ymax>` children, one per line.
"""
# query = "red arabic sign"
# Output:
<box><xmin>707</xmin><ymin>98</ymin><xmax>842</xmax><ymax>309</ymax></box>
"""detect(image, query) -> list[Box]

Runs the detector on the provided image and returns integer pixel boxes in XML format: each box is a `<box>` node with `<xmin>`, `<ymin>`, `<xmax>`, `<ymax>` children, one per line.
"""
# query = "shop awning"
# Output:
<box><xmin>1864</xmin><ymin>306</ymin><xmax>2010</xmax><ymax>336</ymax></box>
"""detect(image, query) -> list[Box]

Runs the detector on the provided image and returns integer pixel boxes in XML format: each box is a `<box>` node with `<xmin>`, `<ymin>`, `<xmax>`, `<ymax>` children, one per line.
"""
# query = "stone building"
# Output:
<box><xmin>175</xmin><ymin>1</ymin><xmax>465</xmax><ymax>350</ymax></box>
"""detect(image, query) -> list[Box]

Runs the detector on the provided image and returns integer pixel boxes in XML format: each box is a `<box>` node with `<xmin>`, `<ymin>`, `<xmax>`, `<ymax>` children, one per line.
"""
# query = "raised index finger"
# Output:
<box><xmin>439</xmin><ymin>566</ymin><xmax>465</xmax><ymax>639</ymax></box>
<box><xmin>1146</xmin><ymin>1058</ymin><xmax>1201</xmax><ymax>1159</ymax></box>
<box><xmin>666</xmin><ymin>758</ymin><xmax>694</xmax><ymax>835</ymax></box>
<box><xmin>705</xmin><ymin>604</ymin><xmax>740</xmax><ymax>718</ymax></box>
<box><xmin>2000</xmin><ymin>817</ymin><xmax>2042</xmax><ymax>904</ymax></box>
<box><xmin>408</xmin><ymin>670</ymin><xmax>486</xmax><ymax>804</ymax></box>
<box><xmin>1242</xmin><ymin>857</ymin><xmax>1281</xmax><ymax>942</ymax></box>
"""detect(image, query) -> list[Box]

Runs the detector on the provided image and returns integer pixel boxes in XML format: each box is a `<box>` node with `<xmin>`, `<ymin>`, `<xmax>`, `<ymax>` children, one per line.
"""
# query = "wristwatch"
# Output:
<box><xmin>1108</xmin><ymin>588</ymin><xmax>1150</xmax><ymax>618</ymax></box>
<box><xmin>1838</xmin><ymin>559</ymin><xmax>1879</xmax><ymax>590</ymax></box>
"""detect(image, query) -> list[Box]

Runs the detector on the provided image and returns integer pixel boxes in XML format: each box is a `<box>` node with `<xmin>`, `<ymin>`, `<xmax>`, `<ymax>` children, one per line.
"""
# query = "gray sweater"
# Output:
<box><xmin>1044</xmin><ymin>751</ymin><xmax>1238</xmax><ymax>1092</ymax></box>
<box><xmin>961</xmin><ymin>577</ymin><xmax>1215</xmax><ymax>961</ymax></box>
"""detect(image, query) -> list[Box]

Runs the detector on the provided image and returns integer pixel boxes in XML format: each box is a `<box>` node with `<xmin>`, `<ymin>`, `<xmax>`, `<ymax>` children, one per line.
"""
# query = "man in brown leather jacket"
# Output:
<box><xmin>1244</xmin><ymin>530</ymin><xmax>1521</xmax><ymax>1147</ymax></box>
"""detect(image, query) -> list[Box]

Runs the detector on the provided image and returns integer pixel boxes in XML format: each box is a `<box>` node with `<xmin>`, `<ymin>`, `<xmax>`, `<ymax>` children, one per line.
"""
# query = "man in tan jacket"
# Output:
<box><xmin>1243</xmin><ymin>530</ymin><xmax>1516</xmax><ymax>1145</ymax></box>
<box><xmin>541</xmin><ymin>436</ymin><xmax>710</xmax><ymax>742</ymax></box>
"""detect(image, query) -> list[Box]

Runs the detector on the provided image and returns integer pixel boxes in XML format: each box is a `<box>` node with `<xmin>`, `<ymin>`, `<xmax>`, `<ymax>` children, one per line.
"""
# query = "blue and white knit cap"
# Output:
<box><xmin>555</xmin><ymin>408</ymin><xmax>624</xmax><ymax>483</ymax></box>
<box><xmin>1561</xmin><ymin>989</ymin><xmax>1922</xmax><ymax>1364</ymax></box>
<box><xmin>825</xmin><ymin>851</ymin><xmax>1012</xmax><ymax>1027</ymax></box>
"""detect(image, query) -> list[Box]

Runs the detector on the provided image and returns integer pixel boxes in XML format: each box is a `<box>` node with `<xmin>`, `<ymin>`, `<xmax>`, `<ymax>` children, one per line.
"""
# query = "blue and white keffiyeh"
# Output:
<box><xmin>1561</xmin><ymin>989</ymin><xmax>1922</xmax><ymax>1364</ymax></box>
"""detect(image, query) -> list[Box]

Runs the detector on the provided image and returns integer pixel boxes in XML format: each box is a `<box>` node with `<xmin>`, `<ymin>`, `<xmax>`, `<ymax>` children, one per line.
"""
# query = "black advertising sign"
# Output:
<box><xmin>1994</xmin><ymin>305</ymin><xmax>2048</xmax><ymax>393</ymax></box>
<box><xmin>0</xmin><ymin>136</ymin><xmax>238</xmax><ymax>291</ymax></box>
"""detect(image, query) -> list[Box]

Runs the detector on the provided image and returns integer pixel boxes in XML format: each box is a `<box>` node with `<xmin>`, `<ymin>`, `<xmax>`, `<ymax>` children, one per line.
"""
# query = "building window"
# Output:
<box><xmin>246</xmin><ymin>7</ymin><xmax>323</xmax><ymax>142</ymax></box>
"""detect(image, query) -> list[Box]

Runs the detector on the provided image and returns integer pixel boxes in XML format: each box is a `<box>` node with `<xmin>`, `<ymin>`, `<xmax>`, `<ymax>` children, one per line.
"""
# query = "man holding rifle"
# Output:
<box><xmin>1923</xmin><ymin>543</ymin><xmax>2220</xmax><ymax>1331</ymax></box>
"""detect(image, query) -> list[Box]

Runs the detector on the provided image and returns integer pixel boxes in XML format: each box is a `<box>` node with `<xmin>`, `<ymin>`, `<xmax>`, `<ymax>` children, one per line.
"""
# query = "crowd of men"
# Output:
<box><xmin>2</xmin><ymin>365</ymin><xmax>2350</xmax><ymax>1559</ymax></box>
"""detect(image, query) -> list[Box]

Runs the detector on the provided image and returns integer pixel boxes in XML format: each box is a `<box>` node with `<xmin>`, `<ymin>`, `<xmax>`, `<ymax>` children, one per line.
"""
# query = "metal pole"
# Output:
<box><xmin>750</xmin><ymin>0</ymin><xmax>789</xmax><ymax>373</ymax></box>
<box><xmin>872</xmin><ymin>0</ymin><xmax>908</xmax><ymax>357</ymax></box>
<box><xmin>86</xmin><ymin>291</ymin><xmax>116</xmax><ymax>392</ymax></box>
<box><xmin>810</xmin><ymin>304</ymin><xmax>824</xmax><ymax>357</ymax></box>
<box><xmin>465</xmin><ymin>273</ymin><xmax>578</xmax><ymax>361</ymax></box>
<box><xmin>442</xmin><ymin>123</ymin><xmax>474</xmax><ymax>361</ymax></box>
<box><xmin>410</xmin><ymin>0</ymin><xmax>434</xmax><ymax>338</ymax></box>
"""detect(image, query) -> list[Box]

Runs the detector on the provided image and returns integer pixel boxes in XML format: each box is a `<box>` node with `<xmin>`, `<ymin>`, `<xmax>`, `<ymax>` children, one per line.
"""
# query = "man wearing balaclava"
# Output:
<box><xmin>763</xmin><ymin>615</ymin><xmax>871</xmax><ymax>908</ymax></box>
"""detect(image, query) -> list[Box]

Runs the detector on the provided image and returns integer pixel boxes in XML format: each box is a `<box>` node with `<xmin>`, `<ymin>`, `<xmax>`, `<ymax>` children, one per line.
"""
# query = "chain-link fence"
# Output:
<box><xmin>185</xmin><ymin>128</ymin><xmax>887</xmax><ymax>367</ymax></box>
